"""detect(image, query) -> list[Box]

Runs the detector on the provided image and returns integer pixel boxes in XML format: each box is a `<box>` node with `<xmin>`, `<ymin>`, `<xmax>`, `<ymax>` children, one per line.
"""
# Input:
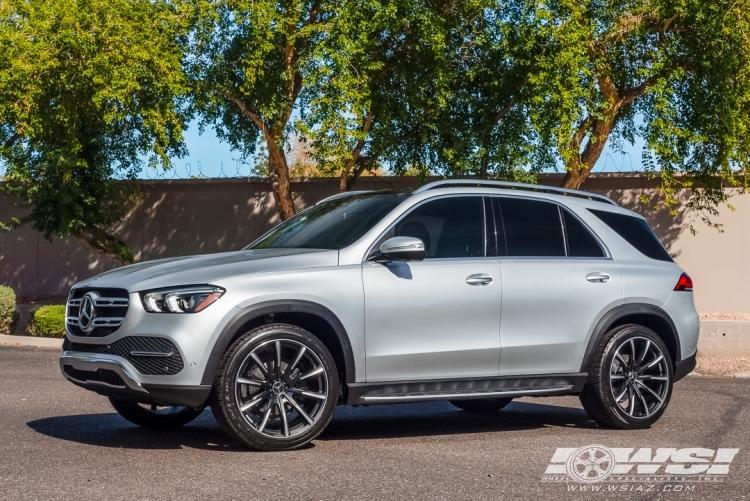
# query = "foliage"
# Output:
<box><xmin>299</xmin><ymin>1</ymin><xmax>526</xmax><ymax>187</ymax></box>
<box><xmin>0</xmin><ymin>285</ymin><xmax>16</xmax><ymax>335</ymax></box>
<box><xmin>0</xmin><ymin>0</ymin><xmax>191</xmax><ymax>262</ymax></box>
<box><xmin>523</xmin><ymin>0</ymin><xmax>750</xmax><ymax>225</ymax></box>
<box><xmin>27</xmin><ymin>305</ymin><xmax>66</xmax><ymax>338</ymax></box>
<box><xmin>188</xmin><ymin>0</ymin><xmax>335</xmax><ymax>219</ymax></box>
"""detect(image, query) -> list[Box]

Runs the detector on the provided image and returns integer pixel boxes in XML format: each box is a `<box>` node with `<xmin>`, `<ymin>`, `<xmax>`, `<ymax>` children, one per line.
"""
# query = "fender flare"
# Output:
<box><xmin>200</xmin><ymin>300</ymin><xmax>356</xmax><ymax>385</ymax></box>
<box><xmin>579</xmin><ymin>303</ymin><xmax>681</xmax><ymax>373</ymax></box>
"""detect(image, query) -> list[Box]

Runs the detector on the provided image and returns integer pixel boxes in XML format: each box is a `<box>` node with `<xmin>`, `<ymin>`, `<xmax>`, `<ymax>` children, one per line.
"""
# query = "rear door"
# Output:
<box><xmin>493</xmin><ymin>197</ymin><xmax>623</xmax><ymax>375</ymax></box>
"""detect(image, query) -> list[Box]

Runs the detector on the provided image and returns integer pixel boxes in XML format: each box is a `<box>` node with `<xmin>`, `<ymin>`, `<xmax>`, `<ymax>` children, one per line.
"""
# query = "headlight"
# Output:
<box><xmin>141</xmin><ymin>286</ymin><xmax>226</xmax><ymax>313</ymax></box>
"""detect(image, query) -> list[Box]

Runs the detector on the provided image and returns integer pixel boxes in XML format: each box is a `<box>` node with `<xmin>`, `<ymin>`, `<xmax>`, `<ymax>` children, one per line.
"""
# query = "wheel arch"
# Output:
<box><xmin>201</xmin><ymin>300</ymin><xmax>356</xmax><ymax>387</ymax></box>
<box><xmin>580</xmin><ymin>303</ymin><xmax>681</xmax><ymax>374</ymax></box>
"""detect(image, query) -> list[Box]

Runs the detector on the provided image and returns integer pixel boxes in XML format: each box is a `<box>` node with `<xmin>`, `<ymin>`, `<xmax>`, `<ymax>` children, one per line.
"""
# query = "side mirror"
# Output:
<box><xmin>375</xmin><ymin>236</ymin><xmax>426</xmax><ymax>262</ymax></box>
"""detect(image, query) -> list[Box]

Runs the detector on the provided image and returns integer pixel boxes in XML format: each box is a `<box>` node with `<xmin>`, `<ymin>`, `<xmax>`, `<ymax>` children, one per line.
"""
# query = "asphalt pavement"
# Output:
<box><xmin>1</xmin><ymin>345</ymin><xmax>748</xmax><ymax>501</ymax></box>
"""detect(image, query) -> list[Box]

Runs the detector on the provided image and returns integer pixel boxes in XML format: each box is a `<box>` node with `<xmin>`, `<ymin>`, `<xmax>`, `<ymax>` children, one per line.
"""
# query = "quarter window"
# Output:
<box><xmin>588</xmin><ymin>209</ymin><xmax>672</xmax><ymax>262</ymax></box>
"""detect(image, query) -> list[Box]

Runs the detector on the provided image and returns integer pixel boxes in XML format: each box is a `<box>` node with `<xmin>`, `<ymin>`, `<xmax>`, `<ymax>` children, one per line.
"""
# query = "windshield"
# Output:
<box><xmin>248</xmin><ymin>192</ymin><xmax>410</xmax><ymax>250</ymax></box>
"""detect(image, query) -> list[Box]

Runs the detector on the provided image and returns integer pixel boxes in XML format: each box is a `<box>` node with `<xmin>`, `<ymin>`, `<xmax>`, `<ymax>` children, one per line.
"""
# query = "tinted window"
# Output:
<box><xmin>496</xmin><ymin>197</ymin><xmax>565</xmax><ymax>257</ymax></box>
<box><xmin>562</xmin><ymin>209</ymin><xmax>605</xmax><ymax>257</ymax></box>
<box><xmin>589</xmin><ymin>209</ymin><xmax>673</xmax><ymax>262</ymax></box>
<box><xmin>393</xmin><ymin>197</ymin><xmax>485</xmax><ymax>258</ymax></box>
<box><xmin>250</xmin><ymin>192</ymin><xmax>409</xmax><ymax>250</ymax></box>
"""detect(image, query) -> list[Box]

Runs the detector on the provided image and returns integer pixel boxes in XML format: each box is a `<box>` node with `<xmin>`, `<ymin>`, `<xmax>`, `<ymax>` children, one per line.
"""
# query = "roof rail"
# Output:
<box><xmin>413</xmin><ymin>179</ymin><xmax>617</xmax><ymax>205</ymax></box>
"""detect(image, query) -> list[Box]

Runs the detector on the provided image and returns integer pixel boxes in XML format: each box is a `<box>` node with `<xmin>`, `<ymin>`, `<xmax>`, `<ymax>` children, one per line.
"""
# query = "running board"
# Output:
<box><xmin>346</xmin><ymin>373</ymin><xmax>587</xmax><ymax>405</ymax></box>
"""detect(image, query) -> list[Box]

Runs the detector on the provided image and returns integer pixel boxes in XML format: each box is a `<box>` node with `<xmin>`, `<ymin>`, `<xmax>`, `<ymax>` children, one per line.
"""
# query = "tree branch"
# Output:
<box><xmin>219</xmin><ymin>90</ymin><xmax>266</xmax><ymax>135</ymax></box>
<box><xmin>340</xmin><ymin>111</ymin><xmax>375</xmax><ymax>191</ymax></box>
<box><xmin>3</xmin><ymin>133</ymin><xmax>20</xmax><ymax>149</ymax></box>
<box><xmin>571</xmin><ymin>117</ymin><xmax>591</xmax><ymax>152</ymax></box>
<box><xmin>618</xmin><ymin>74</ymin><xmax>662</xmax><ymax>107</ymax></box>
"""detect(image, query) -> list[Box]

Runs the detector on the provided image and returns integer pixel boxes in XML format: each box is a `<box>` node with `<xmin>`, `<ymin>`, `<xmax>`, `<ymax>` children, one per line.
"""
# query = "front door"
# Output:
<box><xmin>363</xmin><ymin>196</ymin><xmax>502</xmax><ymax>382</ymax></box>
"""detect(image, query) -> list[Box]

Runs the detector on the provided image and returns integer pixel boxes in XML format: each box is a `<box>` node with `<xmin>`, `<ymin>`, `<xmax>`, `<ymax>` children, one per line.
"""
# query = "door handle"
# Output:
<box><xmin>466</xmin><ymin>273</ymin><xmax>493</xmax><ymax>286</ymax></box>
<box><xmin>586</xmin><ymin>272</ymin><xmax>611</xmax><ymax>283</ymax></box>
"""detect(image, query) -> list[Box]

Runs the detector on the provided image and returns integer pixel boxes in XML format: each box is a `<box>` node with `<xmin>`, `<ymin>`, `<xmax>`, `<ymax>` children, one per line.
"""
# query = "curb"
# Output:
<box><xmin>734</xmin><ymin>372</ymin><xmax>750</xmax><ymax>379</ymax></box>
<box><xmin>0</xmin><ymin>334</ymin><xmax>63</xmax><ymax>349</ymax></box>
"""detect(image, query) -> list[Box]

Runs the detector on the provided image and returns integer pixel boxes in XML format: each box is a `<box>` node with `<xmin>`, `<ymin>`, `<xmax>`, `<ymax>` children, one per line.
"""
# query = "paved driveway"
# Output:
<box><xmin>1</xmin><ymin>345</ymin><xmax>748</xmax><ymax>500</ymax></box>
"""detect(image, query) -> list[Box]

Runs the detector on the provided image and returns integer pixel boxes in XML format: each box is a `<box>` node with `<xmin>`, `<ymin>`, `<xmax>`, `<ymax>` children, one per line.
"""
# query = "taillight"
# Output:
<box><xmin>674</xmin><ymin>273</ymin><xmax>693</xmax><ymax>291</ymax></box>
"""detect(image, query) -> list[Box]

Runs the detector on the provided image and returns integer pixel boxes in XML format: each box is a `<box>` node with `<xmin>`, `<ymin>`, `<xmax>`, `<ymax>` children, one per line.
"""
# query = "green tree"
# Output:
<box><xmin>189</xmin><ymin>0</ymin><xmax>335</xmax><ymax>219</ymax></box>
<box><xmin>300</xmin><ymin>0</ymin><xmax>501</xmax><ymax>190</ymax></box>
<box><xmin>527</xmin><ymin>0</ymin><xmax>750</xmax><ymax>216</ymax></box>
<box><xmin>424</xmin><ymin>1</ymin><xmax>553</xmax><ymax>183</ymax></box>
<box><xmin>0</xmin><ymin>0</ymin><xmax>190</xmax><ymax>263</ymax></box>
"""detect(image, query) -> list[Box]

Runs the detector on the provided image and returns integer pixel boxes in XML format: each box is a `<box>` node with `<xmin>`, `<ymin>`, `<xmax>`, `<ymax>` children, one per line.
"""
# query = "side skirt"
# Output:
<box><xmin>346</xmin><ymin>373</ymin><xmax>587</xmax><ymax>405</ymax></box>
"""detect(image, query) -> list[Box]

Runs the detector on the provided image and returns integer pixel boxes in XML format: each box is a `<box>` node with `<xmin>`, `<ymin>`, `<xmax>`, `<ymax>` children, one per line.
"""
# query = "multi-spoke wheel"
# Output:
<box><xmin>580</xmin><ymin>324</ymin><xmax>673</xmax><ymax>429</ymax></box>
<box><xmin>109</xmin><ymin>398</ymin><xmax>204</xmax><ymax>429</ymax></box>
<box><xmin>609</xmin><ymin>336</ymin><xmax>670</xmax><ymax>418</ymax></box>
<box><xmin>211</xmin><ymin>323</ymin><xmax>339</xmax><ymax>451</ymax></box>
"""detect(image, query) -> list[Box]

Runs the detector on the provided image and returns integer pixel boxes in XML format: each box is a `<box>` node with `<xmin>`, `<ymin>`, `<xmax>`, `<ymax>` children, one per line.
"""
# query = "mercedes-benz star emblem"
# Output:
<box><xmin>78</xmin><ymin>293</ymin><xmax>97</xmax><ymax>333</ymax></box>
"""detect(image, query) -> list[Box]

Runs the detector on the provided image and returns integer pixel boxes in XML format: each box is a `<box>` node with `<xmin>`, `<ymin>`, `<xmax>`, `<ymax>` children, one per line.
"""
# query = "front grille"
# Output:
<box><xmin>71</xmin><ymin>288</ymin><xmax>130</xmax><ymax>299</ymax></box>
<box><xmin>63</xmin><ymin>336</ymin><xmax>184</xmax><ymax>376</ymax></box>
<box><xmin>63</xmin><ymin>365</ymin><xmax>126</xmax><ymax>387</ymax></box>
<box><xmin>66</xmin><ymin>287</ymin><xmax>130</xmax><ymax>337</ymax></box>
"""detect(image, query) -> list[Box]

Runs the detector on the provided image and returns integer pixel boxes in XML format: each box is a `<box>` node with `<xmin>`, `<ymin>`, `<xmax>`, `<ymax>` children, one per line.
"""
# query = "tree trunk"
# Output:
<box><xmin>561</xmin><ymin>117</ymin><xmax>615</xmax><ymax>190</ymax></box>
<box><xmin>267</xmin><ymin>139</ymin><xmax>296</xmax><ymax>220</ymax></box>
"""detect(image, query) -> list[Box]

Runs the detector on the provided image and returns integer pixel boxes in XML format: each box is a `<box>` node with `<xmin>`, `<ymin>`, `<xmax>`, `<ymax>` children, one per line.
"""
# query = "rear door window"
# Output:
<box><xmin>562</xmin><ymin>209</ymin><xmax>606</xmax><ymax>257</ymax></box>
<box><xmin>494</xmin><ymin>197</ymin><xmax>565</xmax><ymax>257</ymax></box>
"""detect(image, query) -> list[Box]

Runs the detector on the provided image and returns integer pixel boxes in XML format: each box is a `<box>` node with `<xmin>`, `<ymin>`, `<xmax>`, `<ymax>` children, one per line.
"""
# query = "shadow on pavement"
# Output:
<box><xmin>27</xmin><ymin>400</ymin><xmax>595</xmax><ymax>450</ymax></box>
<box><xmin>321</xmin><ymin>400</ymin><xmax>596</xmax><ymax>440</ymax></box>
<box><xmin>26</xmin><ymin>411</ymin><xmax>246</xmax><ymax>451</ymax></box>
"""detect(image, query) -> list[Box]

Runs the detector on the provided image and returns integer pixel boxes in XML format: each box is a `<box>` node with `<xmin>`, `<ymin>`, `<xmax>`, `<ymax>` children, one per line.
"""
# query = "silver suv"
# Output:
<box><xmin>59</xmin><ymin>180</ymin><xmax>699</xmax><ymax>451</ymax></box>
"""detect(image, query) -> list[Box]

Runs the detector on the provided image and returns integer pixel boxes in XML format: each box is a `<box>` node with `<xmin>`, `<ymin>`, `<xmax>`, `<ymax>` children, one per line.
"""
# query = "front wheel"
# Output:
<box><xmin>109</xmin><ymin>398</ymin><xmax>204</xmax><ymax>429</ymax></box>
<box><xmin>580</xmin><ymin>324</ymin><xmax>673</xmax><ymax>429</ymax></box>
<box><xmin>210</xmin><ymin>323</ymin><xmax>339</xmax><ymax>451</ymax></box>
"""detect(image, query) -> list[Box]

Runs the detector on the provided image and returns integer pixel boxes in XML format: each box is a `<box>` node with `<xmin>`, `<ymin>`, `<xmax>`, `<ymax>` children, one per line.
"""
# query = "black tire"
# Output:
<box><xmin>210</xmin><ymin>323</ymin><xmax>339</xmax><ymax>451</ymax></box>
<box><xmin>109</xmin><ymin>398</ymin><xmax>204</xmax><ymax>429</ymax></box>
<box><xmin>450</xmin><ymin>398</ymin><xmax>513</xmax><ymax>413</ymax></box>
<box><xmin>580</xmin><ymin>324</ymin><xmax>674</xmax><ymax>429</ymax></box>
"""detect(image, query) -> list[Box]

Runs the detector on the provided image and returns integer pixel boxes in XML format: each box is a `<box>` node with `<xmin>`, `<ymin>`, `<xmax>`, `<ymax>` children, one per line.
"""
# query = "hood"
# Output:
<box><xmin>73</xmin><ymin>248</ymin><xmax>339</xmax><ymax>292</ymax></box>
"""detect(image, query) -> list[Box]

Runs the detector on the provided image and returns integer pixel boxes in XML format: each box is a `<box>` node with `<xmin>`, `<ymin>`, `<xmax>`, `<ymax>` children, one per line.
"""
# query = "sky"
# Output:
<box><xmin>0</xmin><ymin>118</ymin><xmax>647</xmax><ymax>180</ymax></box>
<box><xmin>157</xmin><ymin>118</ymin><xmax>648</xmax><ymax>180</ymax></box>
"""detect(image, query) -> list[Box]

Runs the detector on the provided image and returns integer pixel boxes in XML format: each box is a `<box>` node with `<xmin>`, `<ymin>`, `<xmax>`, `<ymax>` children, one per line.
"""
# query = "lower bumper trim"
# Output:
<box><xmin>60</xmin><ymin>351</ymin><xmax>212</xmax><ymax>407</ymax></box>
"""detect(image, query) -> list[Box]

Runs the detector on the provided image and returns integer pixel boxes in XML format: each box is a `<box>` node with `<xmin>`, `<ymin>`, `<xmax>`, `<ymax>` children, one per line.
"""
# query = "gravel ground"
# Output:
<box><xmin>700</xmin><ymin>313</ymin><xmax>750</xmax><ymax>321</ymax></box>
<box><xmin>695</xmin><ymin>356</ymin><xmax>750</xmax><ymax>376</ymax></box>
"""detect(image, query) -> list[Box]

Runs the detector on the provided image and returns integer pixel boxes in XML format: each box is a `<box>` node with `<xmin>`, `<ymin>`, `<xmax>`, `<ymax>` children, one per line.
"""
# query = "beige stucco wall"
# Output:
<box><xmin>1</xmin><ymin>174</ymin><xmax>748</xmax><ymax>314</ymax></box>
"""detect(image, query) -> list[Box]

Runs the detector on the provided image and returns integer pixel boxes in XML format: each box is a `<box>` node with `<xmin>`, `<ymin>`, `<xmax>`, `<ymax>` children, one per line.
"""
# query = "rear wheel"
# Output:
<box><xmin>109</xmin><ymin>398</ymin><xmax>204</xmax><ymax>429</ymax></box>
<box><xmin>580</xmin><ymin>324</ymin><xmax>673</xmax><ymax>429</ymax></box>
<box><xmin>210</xmin><ymin>323</ymin><xmax>339</xmax><ymax>451</ymax></box>
<box><xmin>450</xmin><ymin>398</ymin><xmax>513</xmax><ymax>413</ymax></box>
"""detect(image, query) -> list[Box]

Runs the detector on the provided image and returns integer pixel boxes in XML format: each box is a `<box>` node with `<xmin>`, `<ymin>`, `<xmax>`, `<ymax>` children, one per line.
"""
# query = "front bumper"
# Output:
<box><xmin>59</xmin><ymin>352</ymin><xmax>211</xmax><ymax>407</ymax></box>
